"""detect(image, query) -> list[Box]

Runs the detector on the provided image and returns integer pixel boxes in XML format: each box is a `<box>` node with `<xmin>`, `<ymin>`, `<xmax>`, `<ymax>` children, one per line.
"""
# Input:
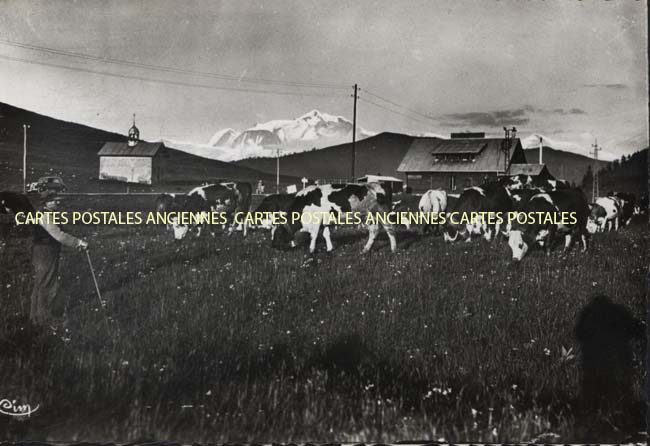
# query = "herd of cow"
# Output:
<box><xmin>155</xmin><ymin>175</ymin><xmax>645</xmax><ymax>262</ymax></box>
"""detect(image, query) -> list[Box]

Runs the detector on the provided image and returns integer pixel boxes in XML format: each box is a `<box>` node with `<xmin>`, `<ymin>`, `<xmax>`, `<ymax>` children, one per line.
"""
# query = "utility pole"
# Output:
<box><xmin>351</xmin><ymin>84</ymin><xmax>358</xmax><ymax>181</ymax></box>
<box><xmin>23</xmin><ymin>124</ymin><xmax>30</xmax><ymax>193</ymax></box>
<box><xmin>590</xmin><ymin>139</ymin><xmax>601</xmax><ymax>202</ymax></box>
<box><xmin>275</xmin><ymin>146</ymin><xmax>280</xmax><ymax>194</ymax></box>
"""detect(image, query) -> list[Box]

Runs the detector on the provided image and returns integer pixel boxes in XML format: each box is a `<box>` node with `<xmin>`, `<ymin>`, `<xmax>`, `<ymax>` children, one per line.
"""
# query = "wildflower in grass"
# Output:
<box><xmin>544</xmin><ymin>347</ymin><xmax>551</xmax><ymax>356</ymax></box>
<box><xmin>559</xmin><ymin>345</ymin><xmax>575</xmax><ymax>363</ymax></box>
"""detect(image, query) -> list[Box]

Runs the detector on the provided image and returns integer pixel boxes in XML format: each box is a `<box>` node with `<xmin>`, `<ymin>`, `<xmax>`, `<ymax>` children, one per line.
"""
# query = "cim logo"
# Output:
<box><xmin>0</xmin><ymin>398</ymin><xmax>39</xmax><ymax>417</ymax></box>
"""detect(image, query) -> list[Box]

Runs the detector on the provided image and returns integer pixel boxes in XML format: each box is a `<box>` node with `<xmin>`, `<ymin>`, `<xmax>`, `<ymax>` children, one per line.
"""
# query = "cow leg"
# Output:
<box><xmin>383</xmin><ymin>223</ymin><xmax>397</xmax><ymax>252</ymax></box>
<box><xmin>581</xmin><ymin>232</ymin><xmax>588</xmax><ymax>251</ymax></box>
<box><xmin>564</xmin><ymin>233</ymin><xmax>573</xmax><ymax>251</ymax></box>
<box><xmin>323</xmin><ymin>226</ymin><xmax>334</xmax><ymax>252</ymax></box>
<box><xmin>308</xmin><ymin>225</ymin><xmax>320</xmax><ymax>253</ymax></box>
<box><xmin>363</xmin><ymin>224</ymin><xmax>379</xmax><ymax>253</ymax></box>
<box><xmin>493</xmin><ymin>222</ymin><xmax>501</xmax><ymax>242</ymax></box>
<box><xmin>482</xmin><ymin>223</ymin><xmax>492</xmax><ymax>242</ymax></box>
<box><xmin>545</xmin><ymin>227</ymin><xmax>557</xmax><ymax>256</ymax></box>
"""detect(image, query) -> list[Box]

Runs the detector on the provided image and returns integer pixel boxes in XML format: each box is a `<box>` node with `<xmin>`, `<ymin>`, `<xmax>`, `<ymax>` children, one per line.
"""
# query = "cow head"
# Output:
<box><xmin>586</xmin><ymin>217</ymin><xmax>599</xmax><ymax>234</ymax></box>
<box><xmin>508</xmin><ymin>230</ymin><xmax>529</xmax><ymax>261</ymax></box>
<box><xmin>170</xmin><ymin>216</ymin><xmax>189</xmax><ymax>240</ymax></box>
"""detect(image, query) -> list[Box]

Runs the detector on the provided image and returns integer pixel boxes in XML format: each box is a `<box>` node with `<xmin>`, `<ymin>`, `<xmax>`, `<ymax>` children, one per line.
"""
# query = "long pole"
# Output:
<box><xmin>538</xmin><ymin>136</ymin><xmax>543</xmax><ymax>165</ymax></box>
<box><xmin>85</xmin><ymin>250</ymin><xmax>104</xmax><ymax>307</ymax></box>
<box><xmin>591</xmin><ymin>139</ymin><xmax>601</xmax><ymax>202</ymax></box>
<box><xmin>22</xmin><ymin>124</ymin><xmax>29</xmax><ymax>193</ymax></box>
<box><xmin>276</xmin><ymin>148</ymin><xmax>280</xmax><ymax>194</ymax></box>
<box><xmin>351</xmin><ymin>84</ymin><xmax>358</xmax><ymax>181</ymax></box>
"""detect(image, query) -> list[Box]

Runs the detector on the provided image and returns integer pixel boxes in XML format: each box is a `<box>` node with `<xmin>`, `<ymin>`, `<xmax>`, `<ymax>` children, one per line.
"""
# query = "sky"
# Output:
<box><xmin>0</xmin><ymin>0</ymin><xmax>646</xmax><ymax>158</ymax></box>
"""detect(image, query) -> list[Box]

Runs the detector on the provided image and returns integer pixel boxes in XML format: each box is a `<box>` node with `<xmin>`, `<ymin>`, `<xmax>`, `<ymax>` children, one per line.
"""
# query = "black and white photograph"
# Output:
<box><xmin>0</xmin><ymin>0</ymin><xmax>648</xmax><ymax>443</ymax></box>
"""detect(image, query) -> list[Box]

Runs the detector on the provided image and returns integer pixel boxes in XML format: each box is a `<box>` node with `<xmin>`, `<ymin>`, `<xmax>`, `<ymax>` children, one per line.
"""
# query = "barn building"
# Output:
<box><xmin>97</xmin><ymin>116</ymin><xmax>167</xmax><ymax>185</ymax></box>
<box><xmin>397</xmin><ymin>132</ymin><xmax>527</xmax><ymax>192</ymax></box>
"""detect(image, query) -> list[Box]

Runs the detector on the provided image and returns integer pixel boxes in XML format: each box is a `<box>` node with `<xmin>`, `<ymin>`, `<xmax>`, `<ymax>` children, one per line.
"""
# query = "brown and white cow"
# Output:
<box><xmin>272</xmin><ymin>183</ymin><xmax>396</xmax><ymax>254</ymax></box>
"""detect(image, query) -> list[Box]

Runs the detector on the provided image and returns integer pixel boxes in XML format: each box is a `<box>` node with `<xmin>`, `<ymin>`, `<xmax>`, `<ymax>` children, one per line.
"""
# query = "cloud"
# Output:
<box><xmin>441</xmin><ymin>111</ymin><xmax>529</xmax><ymax>128</ymax></box>
<box><xmin>441</xmin><ymin>104</ymin><xmax>587</xmax><ymax>128</ymax></box>
<box><xmin>582</xmin><ymin>83</ymin><xmax>628</xmax><ymax>90</ymax></box>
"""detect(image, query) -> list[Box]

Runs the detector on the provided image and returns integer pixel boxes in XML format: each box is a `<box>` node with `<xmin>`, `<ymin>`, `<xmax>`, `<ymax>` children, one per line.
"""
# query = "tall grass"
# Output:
<box><xmin>0</xmin><ymin>196</ymin><xmax>646</xmax><ymax>442</ymax></box>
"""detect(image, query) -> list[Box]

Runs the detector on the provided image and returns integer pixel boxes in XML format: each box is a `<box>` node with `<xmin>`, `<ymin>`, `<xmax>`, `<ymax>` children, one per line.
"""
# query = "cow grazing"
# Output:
<box><xmin>418</xmin><ymin>189</ymin><xmax>447</xmax><ymax>234</ymax></box>
<box><xmin>391</xmin><ymin>193</ymin><xmax>421</xmax><ymax>231</ymax></box>
<box><xmin>444</xmin><ymin>184</ymin><xmax>512</xmax><ymax>243</ymax></box>
<box><xmin>272</xmin><ymin>183</ymin><xmax>397</xmax><ymax>254</ymax></box>
<box><xmin>171</xmin><ymin>182</ymin><xmax>252</xmax><ymax>240</ymax></box>
<box><xmin>253</xmin><ymin>192</ymin><xmax>296</xmax><ymax>239</ymax></box>
<box><xmin>587</xmin><ymin>196</ymin><xmax>621</xmax><ymax>233</ymax></box>
<box><xmin>608</xmin><ymin>192</ymin><xmax>636</xmax><ymax>226</ymax></box>
<box><xmin>508</xmin><ymin>188</ymin><xmax>589</xmax><ymax>261</ymax></box>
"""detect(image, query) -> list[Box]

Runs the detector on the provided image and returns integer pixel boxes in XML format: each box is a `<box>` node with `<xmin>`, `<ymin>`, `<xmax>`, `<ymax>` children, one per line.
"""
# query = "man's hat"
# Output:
<box><xmin>38</xmin><ymin>189</ymin><xmax>63</xmax><ymax>205</ymax></box>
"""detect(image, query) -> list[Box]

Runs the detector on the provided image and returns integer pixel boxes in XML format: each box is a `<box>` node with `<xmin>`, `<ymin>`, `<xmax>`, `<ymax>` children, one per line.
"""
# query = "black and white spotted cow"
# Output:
<box><xmin>391</xmin><ymin>193</ymin><xmax>421</xmax><ymax>231</ymax></box>
<box><xmin>508</xmin><ymin>189</ymin><xmax>590</xmax><ymax>261</ymax></box>
<box><xmin>272</xmin><ymin>183</ymin><xmax>397</xmax><ymax>254</ymax></box>
<box><xmin>171</xmin><ymin>182</ymin><xmax>252</xmax><ymax>239</ymax></box>
<box><xmin>499</xmin><ymin>174</ymin><xmax>534</xmax><ymax>190</ymax></box>
<box><xmin>608</xmin><ymin>192</ymin><xmax>636</xmax><ymax>227</ymax></box>
<box><xmin>500</xmin><ymin>175</ymin><xmax>569</xmax><ymax>192</ymax></box>
<box><xmin>587</xmin><ymin>196</ymin><xmax>621</xmax><ymax>233</ymax></box>
<box><xmin>253</xmin><ymin>192</ymin><xmax>296</xmax><ymax>240</ymax></box>
<box><xmin>443</xmin><ymin>184</ymin><xmax>512</xmax><ymax>243</ymax></box>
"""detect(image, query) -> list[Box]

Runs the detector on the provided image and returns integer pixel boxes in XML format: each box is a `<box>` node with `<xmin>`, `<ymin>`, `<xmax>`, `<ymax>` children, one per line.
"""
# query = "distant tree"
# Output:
<box><xmin>581</xmin><ymin>165</ymin><xmax>593</xmax><ymax>190</ymax></box>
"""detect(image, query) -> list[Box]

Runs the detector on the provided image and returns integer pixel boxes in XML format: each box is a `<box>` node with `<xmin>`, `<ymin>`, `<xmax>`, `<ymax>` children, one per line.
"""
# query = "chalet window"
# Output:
<box><xmin>450</xmin><ymin>175</ymin><xmax>456</xmax><ymax>191</ymax></box>
<box><xmin>433</xmin><ymin>153</ymin><xmax>476</xmax><ymax>163</ymax></box>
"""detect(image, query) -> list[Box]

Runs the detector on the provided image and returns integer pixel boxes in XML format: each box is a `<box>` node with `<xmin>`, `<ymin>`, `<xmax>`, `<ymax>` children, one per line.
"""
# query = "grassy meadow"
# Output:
<box><xmin>0</xmin><ymin>194</ymin><xmax>647</xmax><ymax>442</ymax></box>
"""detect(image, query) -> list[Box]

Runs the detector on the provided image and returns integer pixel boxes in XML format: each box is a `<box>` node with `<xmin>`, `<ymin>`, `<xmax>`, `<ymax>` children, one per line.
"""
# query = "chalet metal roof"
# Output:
<box><xmin>508</xmin><ymin>163</ymin><xmax>547</xmax><ymax>176</ymax></box>
<box><xmin>98</xmin><ymin>141</ymin><xmax>164</xmax><ymax>157</ymax></box>
<box><xmin>397</xmin><ymin>137</ymin><xmax>522</xmax><ymax>173</ymax></box>
<box><xmin>430</xmin><ymin>140</ymin><xmax>487</xmax><ymax>155</ymax></box>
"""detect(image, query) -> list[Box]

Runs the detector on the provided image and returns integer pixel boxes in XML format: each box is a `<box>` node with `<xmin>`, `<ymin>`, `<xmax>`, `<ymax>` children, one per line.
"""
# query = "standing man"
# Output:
<box><xmin>30</xmin><ymin>191</ymin><xmax>88</xmax><ymax>328</ymax></box>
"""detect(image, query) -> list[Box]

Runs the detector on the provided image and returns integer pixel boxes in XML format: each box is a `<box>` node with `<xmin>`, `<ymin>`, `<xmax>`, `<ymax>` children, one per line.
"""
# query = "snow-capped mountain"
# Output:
<box><xmin>521</xmin><ymin>133</ymin><xmax>618</xmax><ymax>161</ymax></box>
<box><xmin>208</xmin><ymin>128</ymin><xmax>238</xmax><ymax>147</ymax></box>
<box><xmin>206</xmin><ymin>110</ymin><xmax>374</xmax><ymax>158</ymax></box>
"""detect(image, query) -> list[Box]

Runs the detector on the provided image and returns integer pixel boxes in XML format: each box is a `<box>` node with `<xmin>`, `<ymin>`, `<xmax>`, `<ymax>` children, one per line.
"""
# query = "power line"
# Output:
<box><xmin>0</xmin><ymin>53</ymin><xmax>346</xmax><ymax>99</ymax></box>
<box><xmin>358</xmin><ymin>96</ymin><xmax>438</xmax><ymax>128</ymax></box>
<box><xmin>0</xmin><ymin>38</ymin><xmax>350</xmax><ymax>90</ymax></box>
<box><xmin>360</xmin><ymin>88</ymin><xmax>439</xmax><ymax>123</ymax></box>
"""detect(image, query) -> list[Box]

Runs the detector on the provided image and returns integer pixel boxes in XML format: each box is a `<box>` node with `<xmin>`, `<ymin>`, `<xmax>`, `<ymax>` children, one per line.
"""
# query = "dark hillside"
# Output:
<box><xmin>235</xmin><ymin>132</ymin><xmax>415</xmax><ymax>181</ymax></box>
<box><xmin>0</xmin><ymin>102</ymin><xmax>293</xmax><ymax>193</ymax></box>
